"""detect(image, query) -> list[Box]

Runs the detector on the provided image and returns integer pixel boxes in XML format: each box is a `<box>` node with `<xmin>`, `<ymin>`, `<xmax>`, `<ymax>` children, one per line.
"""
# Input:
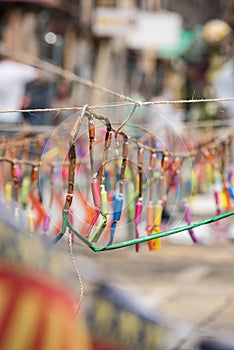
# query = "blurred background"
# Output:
<box><xmin>0</xmin><ymin>0</ymin><xmax>233</xmax><ymax>122</ymax></box>
<box><xmin>0</xmin><ymin>1</ymin><xmax>234</xmax><ymax>350</ymax></box>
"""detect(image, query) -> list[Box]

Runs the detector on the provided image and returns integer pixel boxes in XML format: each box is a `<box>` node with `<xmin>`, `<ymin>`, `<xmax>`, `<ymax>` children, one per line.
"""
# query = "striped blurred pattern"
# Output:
<box><xmin>0</xmin><ymin>218</ymin><xmax>91</xmax><ymax>350</ymax></box>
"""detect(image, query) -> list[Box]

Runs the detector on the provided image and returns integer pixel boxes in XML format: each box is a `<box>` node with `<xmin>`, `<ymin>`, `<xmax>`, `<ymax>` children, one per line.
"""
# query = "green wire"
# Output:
<box><xmin>51</xmin><ymin>213</ymin><xmax>69</xmax><ymax>245</ymax></box>
<box><xmin>67</xmin><ymin>219</ymin><xmax>95</xmax><ymax>249</ymax></box>
<box><xmin>52</xmin><ymin>209</ymin><xmax>234</xmax><ymax>252</ymax></box>
<box><xmin>98</xmin><ymin>209</ymin><xmax>234</xmax><ymax>252</ymax></box>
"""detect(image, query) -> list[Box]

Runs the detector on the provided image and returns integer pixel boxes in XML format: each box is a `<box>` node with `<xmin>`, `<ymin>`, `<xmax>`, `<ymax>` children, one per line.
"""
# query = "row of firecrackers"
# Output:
<box><xmin>0</xmin><ymin>122</ymin><xmax>233</xmax><ymax>250</ymax></box>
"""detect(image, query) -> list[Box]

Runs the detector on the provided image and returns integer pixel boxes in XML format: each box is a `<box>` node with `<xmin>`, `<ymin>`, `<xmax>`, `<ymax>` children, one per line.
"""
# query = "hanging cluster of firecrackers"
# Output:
<box><xmin>48</xmin><ymin>109</ymin><xmax>234</xmax><ymax>252</ymax></box>
<box><xmin>0</xmin><ymin>131</ymin><xmax>68</xmax><ymax>236</ymax></box>
<box><xmin>0</xmin><ymin>111</ymin><xmax>234</xmax><ymax>252</ymax></box>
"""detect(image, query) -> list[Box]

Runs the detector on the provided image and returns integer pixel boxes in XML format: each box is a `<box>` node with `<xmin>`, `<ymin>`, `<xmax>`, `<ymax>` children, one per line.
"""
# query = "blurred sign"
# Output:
<box><xmin>93</xmin><ymin>8</ymin><xmax>182</xmax><ymax>50</ymax></box>
<box><xmin>93</xmin><ymin>7</ymin><xmax>137</xmax><ymax>38</ymax></box>
<box><xmin>127</xmin><ymin>11</ymin><xmax>182</xmax><ymax>50</ymax></box>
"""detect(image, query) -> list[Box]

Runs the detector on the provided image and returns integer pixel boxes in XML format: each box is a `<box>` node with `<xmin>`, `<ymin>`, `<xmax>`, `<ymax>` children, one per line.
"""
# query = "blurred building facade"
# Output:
<box><xmin>0</xmin><ymin>0</ymin><xmax>233</xmax><ymax>107</ymax></box>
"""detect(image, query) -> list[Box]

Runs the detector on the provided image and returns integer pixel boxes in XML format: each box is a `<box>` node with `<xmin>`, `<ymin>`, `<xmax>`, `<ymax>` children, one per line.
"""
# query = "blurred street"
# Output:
<box><xmin>76</xmin><ymin>237</ymin><xmax>234</xmax><ymax>349</ymax></box>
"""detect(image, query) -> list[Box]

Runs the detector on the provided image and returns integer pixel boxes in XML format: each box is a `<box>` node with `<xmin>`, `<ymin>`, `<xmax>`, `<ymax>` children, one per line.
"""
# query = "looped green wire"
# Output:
<box><xmin>51</xmin><ymin>209</ymin><xmax>234</xmax><ymax>252</ymax></box>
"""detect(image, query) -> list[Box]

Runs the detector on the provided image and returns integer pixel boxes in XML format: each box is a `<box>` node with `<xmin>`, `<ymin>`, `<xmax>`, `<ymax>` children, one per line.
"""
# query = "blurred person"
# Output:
<box><xmin>213</xmin><ymin>56</ymin><xmax>234</xmax><ymax>120</ymax></box>
<box><xmin>203</xmin><ymin>19</ymin><xmax>234</xmax><ymax>121</ymax></box>
<box><xmin>21</xmin><ymin>77</ymin><xmax>54</xmax><ymax>125</ymax></box>
<box><xmin>0</xmin><ymin>56</ymin><xmax>39</xmax><ymax>184</ymax></box>
<box><xmin>53</xmin><ymin>78</ymin><xmax>74</xmax><ymax>109</ymax></box>
<box><xmin>213</xmin><ymin>55</ymin><xmax>234</xmax><ymax>167</ymax></box>
<box><xmin>0</xmin><ymin>55</ymin><xmax>38</xmax><ymax>125</ymax></box>
<box><xmin>52</xmin><ymin>78</ymin><xmax>75</xmax><ymax>124</ymax></box>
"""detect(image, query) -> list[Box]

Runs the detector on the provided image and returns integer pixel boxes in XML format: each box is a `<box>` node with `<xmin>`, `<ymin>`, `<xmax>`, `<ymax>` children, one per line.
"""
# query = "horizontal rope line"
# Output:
<box><xmin>0</xmin><ymin>42</ymin><xmax>233</xmax><ymax>116</ymax></box>
<box><xmin>0</xmin><ymin>96</ymin><xmax>234</xmax><ymax>115</ymax></box>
